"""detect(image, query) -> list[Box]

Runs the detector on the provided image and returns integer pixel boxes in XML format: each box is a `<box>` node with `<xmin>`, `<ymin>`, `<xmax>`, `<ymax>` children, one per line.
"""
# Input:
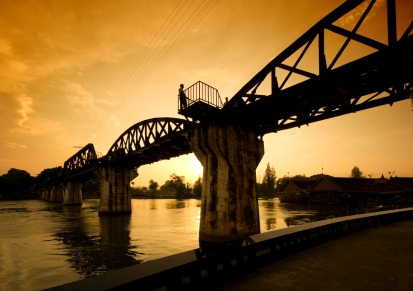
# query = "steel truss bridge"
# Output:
<box><xmin>63</xmin><ymin>0</ymin><xmax>412</xmax><ymax>180</ymax></box>
<box><xmin>63</xmin><ymin>118</ymin><xmax>192</xmax><ymax>179</ymax></box>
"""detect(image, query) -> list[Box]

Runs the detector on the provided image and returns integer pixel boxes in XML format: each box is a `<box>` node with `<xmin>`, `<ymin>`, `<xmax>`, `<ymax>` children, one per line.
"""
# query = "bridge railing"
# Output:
<box><xmin>179</xmin><ymin>81</ymin><xmax>223</xmax><ymax>111</ymax></box>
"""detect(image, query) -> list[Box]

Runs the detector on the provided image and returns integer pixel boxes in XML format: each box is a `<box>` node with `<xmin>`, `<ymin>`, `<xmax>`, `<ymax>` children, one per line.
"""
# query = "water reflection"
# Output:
<box><xmin>259</xmin><ymin>198</ymin><xmax>354</xmax><ymax>231</ymax></box>
<box><xmin>0</xmin><ymin>198</ymin><xmax>364</xmax><ymax>290</ymax></box>
<box><xmin>51</xmin><ymin>203</ymin><xmax>141</xmax><ymax>278</ymax></box>
<box><xmin>260</xmin><ymin>199</ymin><xmax>276</xmax><ymax>210</ymax></box>
<box><xmin>149</xmin><ymin>199</ymin><xmax>157</xmax><ymax>210</ymax></box>
<box><xmin>98</xmin><ymin>215</ymin><xmax>142</xmax><ymax>273</ymax></box>
<box><xmin>165</xmin><ymin>199</ymin><xmax>191</xmax><ymax>209</ymax></box>
<box><xmin>46</xmin><ymin>198</ymin><xmax>356</xmax><ymax>276</ymax></box>
<box><xmin>265</xmin><ymin>217</ymin><xmax>277</xmax><ymax>231</ymax></box>
<box><xmin>260</xmin><ymin>199</ymin><xmax>278</xmax><ymax>231</ymax></box>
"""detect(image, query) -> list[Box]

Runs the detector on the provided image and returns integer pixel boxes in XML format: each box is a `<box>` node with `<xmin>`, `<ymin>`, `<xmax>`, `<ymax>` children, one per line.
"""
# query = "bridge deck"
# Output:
<box><xmin>218</xmin><ymin>218</ymin><xmax>413</xmax><ymax>291</ymax></box>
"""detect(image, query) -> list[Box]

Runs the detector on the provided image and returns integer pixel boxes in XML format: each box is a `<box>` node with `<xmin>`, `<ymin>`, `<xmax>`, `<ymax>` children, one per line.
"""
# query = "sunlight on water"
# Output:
<box><xmin>0</xmin><ymin>198</ymin><xmax>346</xmax><ymax>290</ymax></box>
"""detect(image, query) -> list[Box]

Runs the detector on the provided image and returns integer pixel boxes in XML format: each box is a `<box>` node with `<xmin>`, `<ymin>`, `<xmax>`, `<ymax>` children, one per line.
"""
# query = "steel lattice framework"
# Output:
<box><xmin>63</xmin><ymin>143</ymin><xmax>97</xmax><ymax>179</ymax></box>
<box><xmin>106</xmin><ymin>117</ymin><xmax>192</xmax><ymax>167</ymax></box>
<box><xmin>220</xmin><ymin>0</ymin><xmax>413</xmax><ymax>135</ymax></box>
<box><xmin>61</xmin><ymin>0</ymin><xmax>412</xmax><ymax>182</ymax></box>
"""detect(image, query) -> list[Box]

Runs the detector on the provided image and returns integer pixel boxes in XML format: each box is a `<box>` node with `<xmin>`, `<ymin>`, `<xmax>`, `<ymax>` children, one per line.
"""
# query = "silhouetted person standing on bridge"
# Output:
<box><xmin>179</xmin><ymin>84</ymin><xmax>187</xmax><ymax>110</ymax></box>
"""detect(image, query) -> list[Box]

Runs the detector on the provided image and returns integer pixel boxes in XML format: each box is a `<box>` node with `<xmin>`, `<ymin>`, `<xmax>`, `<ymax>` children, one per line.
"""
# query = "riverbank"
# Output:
<box><xmin>218</xmin><ymin>216</ymin><xmax>413</xmax><ymax>291</ymax></box>
<box><xmin>48</xmin><ymin>208</ymin><xmax>413</xmax><ymax>290</ymax></box>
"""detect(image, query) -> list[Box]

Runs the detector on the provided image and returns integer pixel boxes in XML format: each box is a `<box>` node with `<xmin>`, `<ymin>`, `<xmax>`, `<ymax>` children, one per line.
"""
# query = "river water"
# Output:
<box><xmin>0</xmin><ymin>198</ymin><xmax>349</xmax><ymax>290</ymax></box>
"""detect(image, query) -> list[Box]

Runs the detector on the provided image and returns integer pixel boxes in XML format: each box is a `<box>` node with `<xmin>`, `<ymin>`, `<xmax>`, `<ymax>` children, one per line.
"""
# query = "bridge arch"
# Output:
<box><xmin>63</xmin><ymin>143</ymin><xmax>97</xmax><ymax>178</ymax></box>
<box><xmin>106</xmin><ymin>117</ymin><xmax>193</xmax><ymax>166</ymax></box>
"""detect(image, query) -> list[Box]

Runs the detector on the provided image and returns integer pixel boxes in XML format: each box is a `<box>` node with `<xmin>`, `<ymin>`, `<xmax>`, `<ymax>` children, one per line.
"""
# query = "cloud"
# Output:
<box><xmin>0</xmin><ymin>38</ymin><xmax>12</xmax><ymax>55</ymax></box>
<box><xmin>4</xmin><ymin>142</ymin><xmax>28</xmax><ymax>149</ymax></box>
<box><xmin>0</xmin><ymin>91</ymin><xmax>35</xmax><ymax>132</ymax></box>
<box><xmin>0</xmin><ymin>0</ymin><xmax>157</xmax><ymax>94</ymax></box>
<box><xmin>106</xmin><ymin>113</ymin><xmax>121</xmax><ymax>128</ymax></box>
<box><xmin>0</xmin><ymin>89</ymin><xmax>63</xmax><ymax>136</ymax></box>
<box><xmin>96</xmin><ymin>96</ymin><xmax>121</xmax><ymax>107</ymax></box>
<box><xmin>17</xmin><ymin>116</ymin><xmax>62</xmax><ymax>136</ymax></box>
<box><xmin>55</xmin><ymin>80</ymin><xmax>122</xmax><ymax>132</ymax></box>
<box><xmin>16</xmin><ymin>93</ymin><xmax>34</xmax><ymax>127</ymax></box>
<box><xmin>53</xmin><ymin>80</ymin><xmax>101</xmax><ymax>115</ymax></box>
<box><xmin>337</xmin><ymin>0</ymin><xmax>385</xmax><ymax>28</ymax></box>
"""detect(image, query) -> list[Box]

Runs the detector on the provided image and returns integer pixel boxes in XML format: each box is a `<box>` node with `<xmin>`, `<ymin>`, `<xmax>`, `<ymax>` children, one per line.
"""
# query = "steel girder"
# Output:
<box><xmin>221</xmin><ymin>0</ymin><xmax>413</xmax><ymax>135</ymax></box>
<box><xmin>105</xmin><ymin>117</ymin><xmax>193</xmax><ymax>167</ymax></box>
<box><xmin>59</xmin><ymin>0</ymin><xmax>413</xmax><ymax>180</ymax></box>
<box><xmin>63</xmin><ymin>143</ymin><xmax>98</xmax><ymax>180</ymax></box>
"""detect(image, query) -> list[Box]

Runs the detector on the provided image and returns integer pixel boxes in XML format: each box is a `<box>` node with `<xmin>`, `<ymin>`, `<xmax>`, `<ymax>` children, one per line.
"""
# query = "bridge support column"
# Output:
<box><xmin>50</xmin><ymin>187</ymin><xmax>57</xmax><ymax>202</ymax></box>
<box><xmin>97</xmin><ymin>167</ymin><xmax>138</xmax><ymax>215</ymax></box>
<box><xmin>41</xmin><ymin>189</ymin><xmax>48</xmax><ymax>200</ymax></box>
<box><xmin>191</xmin><ymin>124</ymin><xmax>264</xmax><ymax>248</ymax></box>
<box><xmin>50</xmin><ymin>185</ymin><xmax>63</xmax><ymax>202</ymax></box>
<box><xmin>45</xmin><ymin>188</ymin><xmax>51</xmax><ymax>201</ymax></box>
<box><xmin>63</xmin><ymin>182</ymin><xmax>83</xmax><ymax>205</ymax></box>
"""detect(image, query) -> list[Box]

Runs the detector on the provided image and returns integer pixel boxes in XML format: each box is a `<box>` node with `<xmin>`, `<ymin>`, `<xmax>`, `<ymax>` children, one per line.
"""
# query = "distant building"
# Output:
<box><xmin>278</xmin><ymin>174</ymin><xmax>413</xmax><ymax>208</ymax></box>
<box><xmin>277</xmin><ymin>180</ymin><xmax>313</xmax><ymax>203</ymax></box>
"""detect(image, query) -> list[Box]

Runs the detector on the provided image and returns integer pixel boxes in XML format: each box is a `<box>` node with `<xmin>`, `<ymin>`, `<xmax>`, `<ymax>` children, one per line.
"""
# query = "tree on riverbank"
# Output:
<box><xmin>149</xmin><ymin>179</ymin><xmax>158</xmax><ymax>198</ymax></box>
<box><xmin>34</xmin><ymin>167</ymin><xmax>62</xmax><ymax>190</ymax></box>
<box><xmin>0</xmin><ymin>168</ymin><xmax>36</xmax><ymax>200</ymax></box>
<box><xmin>162</xmin><ymin>174</ymin><xmax>187</xmax><ymax>199</ymax></box>
<box><xmin>193</xmin><ymin>177</ymin><xmax>202</xmax><ymax>197</ymax></box>
<box><xmin>350</xmin><ymin>166</ymin><xmax>364</xmax><ymax>178</ymax></box>
<box><xmin>259</xmin><ymin>163</ymin><xmax>276</xmax><ymax>197</ymax></box>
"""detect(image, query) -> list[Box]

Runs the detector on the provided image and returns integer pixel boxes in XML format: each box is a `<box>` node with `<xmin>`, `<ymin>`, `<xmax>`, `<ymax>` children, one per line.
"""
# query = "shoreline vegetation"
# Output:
<box><xmin>1</xmin><ymin>166</ymin><xmax>413</xmax><ymax>211</ymax></box>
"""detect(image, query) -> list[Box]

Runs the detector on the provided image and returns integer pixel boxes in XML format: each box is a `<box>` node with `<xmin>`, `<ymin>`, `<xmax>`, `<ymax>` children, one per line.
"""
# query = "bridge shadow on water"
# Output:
<box><xmin>43</xmin><ymin>198</ymin><xmax>387</xmax><ymax>280</ymax></box>
<box><xmin>49</xmin><ymin>204</ymin><xmax>142</xmax><ymax>278</ymax></box>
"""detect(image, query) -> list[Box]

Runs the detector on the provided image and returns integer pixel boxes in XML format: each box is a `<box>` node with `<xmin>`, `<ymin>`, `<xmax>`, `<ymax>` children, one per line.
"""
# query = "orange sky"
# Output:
<box><xmin>1</xmin><ymin>0</ymin><xmax>412</xmax><ymax>187</ymax></box>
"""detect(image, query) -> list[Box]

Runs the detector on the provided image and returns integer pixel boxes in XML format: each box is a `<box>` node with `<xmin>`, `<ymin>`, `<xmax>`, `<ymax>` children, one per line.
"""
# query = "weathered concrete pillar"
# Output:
<box><xmin>41</xmin><ymin>189</ymin><xmax>47</xmax><ymax>200</ymax></box>
<box><xmin>50</xmin><ymin>185</ymin><xmax>64</xmax><ymax>202</ymax></box>
<box><xmin>50</xmin><ymin>186</ymin><xmax>57</xmax><ymax>202</ymax></box>
<box><xmin>96</xmin><ymin>167</ymin><xmax>138</xmax><ymax>215</ymax></box>
<box><xmin>45</xmin><ymin>188</ymin><xmax>51</xmax><ymax>201</ymax></box>
<box><xmin>56</xmin><ymin>185</ymin><xmax>63</xmax><ymax>202</ymax></box>
<box><xmin>63</xmin><ymin>182</ymin><xmax>83</xmax><ymax>205</ymax></box>
<box><xmin>191</xmin><ymin>124</ymin><xmax>264</xmax><ymax>248</ymax></box>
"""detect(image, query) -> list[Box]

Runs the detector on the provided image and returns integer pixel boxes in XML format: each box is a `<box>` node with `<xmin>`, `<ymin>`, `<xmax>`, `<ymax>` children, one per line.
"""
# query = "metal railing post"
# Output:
<box><xmin>182</xmin><ymin>81</ymin><xmax>223</xmax><ymax>109</ymax></box>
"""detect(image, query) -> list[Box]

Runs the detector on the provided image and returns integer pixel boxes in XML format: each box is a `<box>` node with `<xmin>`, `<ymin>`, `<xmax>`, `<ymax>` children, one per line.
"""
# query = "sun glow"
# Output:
<box><xmin>190</xmin><ymin>157</ymin><xmax>203</xmax><ymax>182</ymax></box>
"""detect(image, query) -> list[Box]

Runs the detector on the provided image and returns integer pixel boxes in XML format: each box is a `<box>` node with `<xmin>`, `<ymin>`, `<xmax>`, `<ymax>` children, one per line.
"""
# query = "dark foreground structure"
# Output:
<box><xmin>218</xmin><ymin>217</ymin><xmax>413</xmax><ymax>291</ymax></box>
<box><xmin>47</xmin><ymin>208</ymin><xmax>413</xmax><ymax>290</ymax></box>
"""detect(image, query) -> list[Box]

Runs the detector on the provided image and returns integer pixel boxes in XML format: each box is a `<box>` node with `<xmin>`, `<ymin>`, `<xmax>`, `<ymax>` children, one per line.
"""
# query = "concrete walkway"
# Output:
<box><xmin>216</xmin><ymin>219</ymin><xmax>413</xmax><ymax>291</ymax></box>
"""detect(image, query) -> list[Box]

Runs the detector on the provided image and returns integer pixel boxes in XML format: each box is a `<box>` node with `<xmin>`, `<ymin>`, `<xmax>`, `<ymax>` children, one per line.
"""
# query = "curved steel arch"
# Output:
<box><xmin>106</xmin><ymin>117</ymin><xmax>193</xmax><ymax>166</ymax></box>
<box><xmin>63</xmin><ymin>143</ymin><xmax>97</xmax><ymax>178</ymax></box>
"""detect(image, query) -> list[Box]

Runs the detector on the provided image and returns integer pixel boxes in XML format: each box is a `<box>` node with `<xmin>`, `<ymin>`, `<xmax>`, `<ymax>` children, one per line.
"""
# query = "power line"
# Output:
<box><xmin>116</xmin><ymin>0</ymin><xmax>200</xmax><ymax>101</ymax></box>
<box><xmin>81</xmin><ymin>0</ymin><xmax>190</xmax><ymax>137</ymax></box>
<box><xmin>80</xmin><ymin>0</ymin><xmax>220</xmax><ymax>146</ymax></box>
<box><xmin>119</xmin><ymin>0</ymin><xmax>219</xmax><ymax>106</ymax></box>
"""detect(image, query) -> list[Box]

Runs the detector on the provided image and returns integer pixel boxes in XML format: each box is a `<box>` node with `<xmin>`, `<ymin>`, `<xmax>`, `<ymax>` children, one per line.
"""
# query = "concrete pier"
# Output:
<box><xmin>41</xmin><ymin>189</ymin><xmax>49</xmax><ymax>201</ymax></box>
<box><xmin>191</xmin><ymin>124</ymin><xmax>264</xmax><ymax>247</ymax></box>
<box><xmin>96</xmin><ymin>166</ymin><xmax>138</xmax><ymax>215</ymax></box>
<box><xmin>50</xmin><ymin>185</ymin><xmax>63</xmax><ymax>202</ymax></box>
<box><xmin>63</xmin><ymin>182</ymin><xmax>83</xmax><ymax>205</ymax></box>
